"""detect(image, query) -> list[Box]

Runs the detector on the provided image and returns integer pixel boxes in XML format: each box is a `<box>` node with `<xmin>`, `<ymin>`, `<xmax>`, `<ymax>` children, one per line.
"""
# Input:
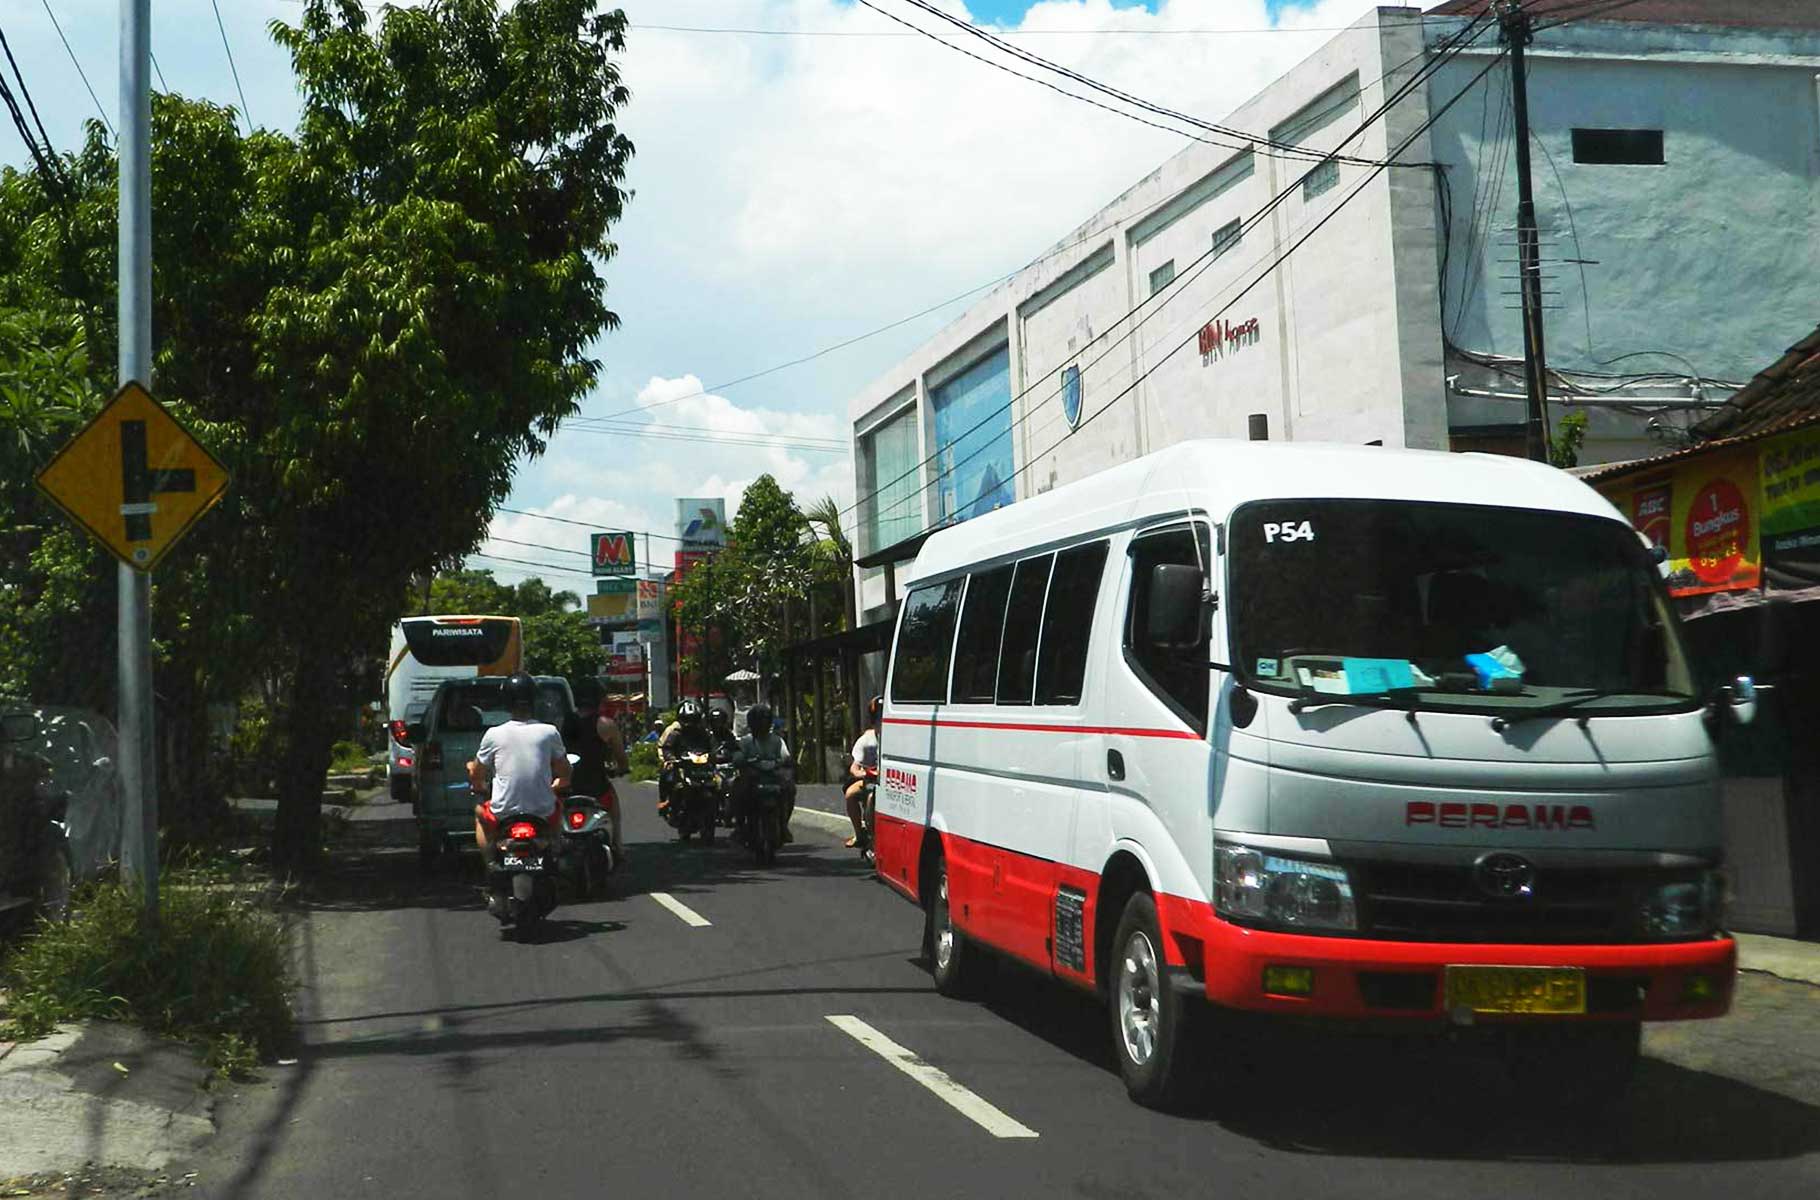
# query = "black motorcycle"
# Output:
<box><xmin>740</xmin><ymin>755</ymin><xmax>789</xmax><ymax>866</ymax></box>
<box><xmin>559</xmin><ymin>786</ymin><xmax>617</xmax><ymax>899</ymax></box>
<box><xmin>487</xmin><ymin>813</ymin><xmax>558</xmax><ymax>939</ymax></box>
<box><xmin>713</xmin><ymin>742</ymin><xmax>739</xmax><ymax>830</ymax></box>
<box><xmin>666</xmin><ymin>750</ymin><xmax>720</xmax><ymax>844</ymax></box>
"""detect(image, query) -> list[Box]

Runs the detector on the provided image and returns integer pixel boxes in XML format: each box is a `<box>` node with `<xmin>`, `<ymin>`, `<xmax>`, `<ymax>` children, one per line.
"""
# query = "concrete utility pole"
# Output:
<box><xmin>117</xmin><ymin>0</ymin><xmax>157</xmax><ymax>916</ymax></box>
<box><xmin>1498</xmin><ymin>0</ymin><xmax>1552</xmax><ymax>464</ymax></box>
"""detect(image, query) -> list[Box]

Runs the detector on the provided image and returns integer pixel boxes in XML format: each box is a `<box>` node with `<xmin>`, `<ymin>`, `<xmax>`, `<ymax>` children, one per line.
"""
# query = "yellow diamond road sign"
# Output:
<box><xmin>35</xmin><ymin>381</ymin><xmax>230</xmax><ymax>572</ymax></box>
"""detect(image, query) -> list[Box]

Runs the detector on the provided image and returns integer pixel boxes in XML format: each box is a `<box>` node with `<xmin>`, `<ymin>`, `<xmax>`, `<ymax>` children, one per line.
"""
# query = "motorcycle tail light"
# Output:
<box><xmin>567</xmin><ymin>809</ymin><xmax>587</xmax><ymax>830</ymax></box>
<box><xmin>508</xmin><ymin>821</ymin><xmax>538</xmax><ymax>841</ymax></box>
<box><xmin>389</xmin><ymin>719</ymin><xmax>412</xmax><ymax>747</ymax></box>
<box><xmin>396</xmin><ymin>755</ymin><xmax>414</xmax><ymax>770</ymax></box>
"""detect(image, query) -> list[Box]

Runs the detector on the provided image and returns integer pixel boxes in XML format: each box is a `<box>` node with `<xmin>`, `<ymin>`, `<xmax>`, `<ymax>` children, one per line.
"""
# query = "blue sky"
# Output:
<box><xmin>2</xmin><ymin>0</ymin><xmax>1382</xmax><ymax>582</ymax></box>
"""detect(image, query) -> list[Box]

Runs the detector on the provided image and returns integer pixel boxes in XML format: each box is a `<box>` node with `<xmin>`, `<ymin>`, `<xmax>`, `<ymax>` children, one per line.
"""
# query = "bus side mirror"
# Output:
<box><xmin>1149</xmin><ymin>564</ymin><xmax>1205</xmax><ymax>648</ymax></box>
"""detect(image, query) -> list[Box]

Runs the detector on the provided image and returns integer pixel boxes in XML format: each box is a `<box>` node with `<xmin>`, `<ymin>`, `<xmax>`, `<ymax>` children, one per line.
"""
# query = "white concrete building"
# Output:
<box><xmin>847</xmin><ymin>1</ymin><xmax>1820</xmax><ymax>621</ymax></box>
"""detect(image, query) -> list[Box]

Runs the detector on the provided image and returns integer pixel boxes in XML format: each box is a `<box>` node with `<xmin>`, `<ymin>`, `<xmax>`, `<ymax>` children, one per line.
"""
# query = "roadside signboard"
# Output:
<box><xmin>676</xmin><ymin>497</ymin><xmax>727</xmax><ymax>548</ymax></box>
<box><xmin>35</xmin><ymin>382</ymin><xmax>229</xmax><ymax>571</ymax></box>
<box><xmin>586</xmin><ymin>578</ymin><xmax>638</xmax><ymax>627</ymax></box>
<box><xmin>591</xmin><ymin>530</ymin><xmax>636</xmax><ymax>577</ymax></box>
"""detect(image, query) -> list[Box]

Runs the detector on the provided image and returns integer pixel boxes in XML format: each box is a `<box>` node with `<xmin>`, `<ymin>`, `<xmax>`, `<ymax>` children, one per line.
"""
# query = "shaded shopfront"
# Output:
<box><xmin>1583</xmin><ymin>325</ymin><xmax>1820</xmax><ymax>937</ymax></box>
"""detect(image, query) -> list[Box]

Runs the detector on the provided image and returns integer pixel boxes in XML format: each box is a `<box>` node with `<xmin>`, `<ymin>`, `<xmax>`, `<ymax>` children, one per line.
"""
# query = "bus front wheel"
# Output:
<box><xmin>1110</xmin><ymin>892</ymin><xmax>1206</xmax><ymax>1110</ymax></box>
<box><xmin>926</xmin><ymin>854</ymin><xmax>988</xmax><ymax>998</ymax></box>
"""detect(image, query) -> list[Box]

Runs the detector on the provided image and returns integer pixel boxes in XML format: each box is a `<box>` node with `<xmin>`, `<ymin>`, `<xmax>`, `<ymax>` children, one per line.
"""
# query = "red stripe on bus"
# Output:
<box><xmin>883</xmin><ymin>717</ymin><xmax>1200</xmax><ymax>740</ymax></box>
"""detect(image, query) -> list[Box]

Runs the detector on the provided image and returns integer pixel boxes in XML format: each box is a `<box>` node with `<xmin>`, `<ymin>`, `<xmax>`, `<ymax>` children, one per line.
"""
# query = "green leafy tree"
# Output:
<box><xmin>1550</xmin><ymin>410</ymin><xmax>1590</xmax><ymax>470</ymax></box>
<box><xmin>0</xmin><ymin>0</ymin><xmax>634</xmax><ymax>864</ymax></box>
<box><xmin>426</xmin><ymin>569</ymin><xmax>516</xmax><ymax>616</ymax></box>
<box><xmin>522</xmin><ymin>609</ymin><xmax>601</xmax><ymax>682</ymax></box>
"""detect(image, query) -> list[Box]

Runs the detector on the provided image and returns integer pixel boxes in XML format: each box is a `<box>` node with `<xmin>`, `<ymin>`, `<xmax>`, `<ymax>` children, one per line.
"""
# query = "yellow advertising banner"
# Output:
<box><xmin>1598</xmin><ymin>444</ymin><xmax>1761</xmax><ymax>597</ymax></box>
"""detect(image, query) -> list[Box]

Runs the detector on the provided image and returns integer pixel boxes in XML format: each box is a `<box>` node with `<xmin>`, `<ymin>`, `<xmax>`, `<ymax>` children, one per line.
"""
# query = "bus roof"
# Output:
<box><xmin>904</xmin><ymin>440</ymin><xmax>1624</xmax><ymax>587</ymax></box>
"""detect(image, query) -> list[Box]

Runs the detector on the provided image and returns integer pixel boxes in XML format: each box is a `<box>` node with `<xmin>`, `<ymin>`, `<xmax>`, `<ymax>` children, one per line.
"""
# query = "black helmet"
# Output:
<box><xmin>677</xmin><ymin>698</ymin><xmax>705</xmax><ymax>727</ymax></box>
<box><xmin>502</xmin><ymin>672</ymin><xmax>537</xmax><ymax>714</ymax></box>
<box><xmin>746</xmin><ymin>704</ymin><xmax>773</xmax><ymax>738</ymax></box>
<box><xmin>708</xmin><ymin>707</ymin><xmax>732</xmax><ymax>732</ymax></box>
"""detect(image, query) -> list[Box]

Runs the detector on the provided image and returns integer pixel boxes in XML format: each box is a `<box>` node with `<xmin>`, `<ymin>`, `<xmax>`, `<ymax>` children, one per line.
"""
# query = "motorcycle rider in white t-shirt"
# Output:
<box><xmin>466</xmin><ymin>673</ymin><xmax>570</xmax><ymax>869</ymax></box>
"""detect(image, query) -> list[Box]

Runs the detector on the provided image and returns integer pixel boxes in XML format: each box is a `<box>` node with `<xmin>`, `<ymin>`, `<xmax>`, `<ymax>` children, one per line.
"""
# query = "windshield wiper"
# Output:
<box><xmin>1288</xmin><ymin>688</ymin><xmax>1423</xmax><ymax>717</ymax></box>
<box><xmin>1489</xmin><ymin>688</ymin><xmax>1677</xmax><ymax>731</ymax></box>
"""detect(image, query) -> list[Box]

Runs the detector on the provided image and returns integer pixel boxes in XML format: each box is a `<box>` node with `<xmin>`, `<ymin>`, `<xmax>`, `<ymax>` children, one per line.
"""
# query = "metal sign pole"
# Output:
<box><xmin>117</xmin><ymin>0</ymin><xmax>157</xmax><ymax>917</ymax></box>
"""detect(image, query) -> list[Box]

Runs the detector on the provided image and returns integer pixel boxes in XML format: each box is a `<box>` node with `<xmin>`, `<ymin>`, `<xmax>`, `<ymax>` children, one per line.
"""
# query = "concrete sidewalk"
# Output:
<box><xmin>1736</xmin><ymin>932</ymin><xmax>1820</xmax><ymax>987</ymax></box>
<box><xmin>0</xmin><ymin>1022</ymin><xmax>214</xmax><ymax>1177</ymax></box>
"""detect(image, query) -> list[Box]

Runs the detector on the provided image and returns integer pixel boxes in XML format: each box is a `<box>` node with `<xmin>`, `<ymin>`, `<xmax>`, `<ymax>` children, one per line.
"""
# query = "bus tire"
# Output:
<box><xmin>926</xmin><ymin>853</ymin><xmax>987</xmax><ymax>998</ymax></box>
<box><xmin>1109</xmin><ymin>892</ymin><xmax>1204</xmax><ymax>1110</ymax></box>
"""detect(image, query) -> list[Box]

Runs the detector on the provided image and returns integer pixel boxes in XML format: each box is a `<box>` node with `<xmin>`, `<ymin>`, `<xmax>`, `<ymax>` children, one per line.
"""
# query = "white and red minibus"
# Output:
<box><xmin>873</xmin><ymin>440</ymin><xmax>1747</xmax><ymax>1108</ymax></box>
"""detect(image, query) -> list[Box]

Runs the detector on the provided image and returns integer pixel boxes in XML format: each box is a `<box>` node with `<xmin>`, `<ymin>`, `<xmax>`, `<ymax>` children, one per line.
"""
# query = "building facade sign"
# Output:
<box><xmin>1598</xmin><ymin>444</ymin><xmax>1762</xmax><ymax>597</ymax></box>
<box><xmin>591</xmin><ymin>531</ymin><xmax>636</xmax><ymax>577</ymax></box>
<box><xmin>1198</xmin><ymin>316</ymin><xmax>1262</xmax><ymax>362</ymax></box>
<box><xmin>1760</xmin><ymin>424</ymin><xmax>1820</xmax><ymax>585</ymax></box>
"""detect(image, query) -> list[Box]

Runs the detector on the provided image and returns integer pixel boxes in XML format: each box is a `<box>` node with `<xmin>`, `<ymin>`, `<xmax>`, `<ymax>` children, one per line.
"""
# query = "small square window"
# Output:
<box><xmin>1571</xmin><ymin>128</ymin><xmax>1663</xmax><ymax>165</ymax></box>
<box><xmin>1302</xmin><ymin>160</ymin><xmax>1338</xmax><ymax>201</ymax></box>
<box><xmin>1211</xmin><ymin>218</ymin><xmax>1243</xmax><ymax>259</ymax></box>
<box><xmin>1148</xmin><ymin>261</ymin><xmax>1176</xmax><ymax>296</ymax></box>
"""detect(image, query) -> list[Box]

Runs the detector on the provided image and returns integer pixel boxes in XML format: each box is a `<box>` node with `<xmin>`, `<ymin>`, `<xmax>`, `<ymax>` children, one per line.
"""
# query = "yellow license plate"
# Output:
<box><xmin>1444</xmin><ymin>966</ymin><xmax>1586</xmax><ymax>1015</ymax></box>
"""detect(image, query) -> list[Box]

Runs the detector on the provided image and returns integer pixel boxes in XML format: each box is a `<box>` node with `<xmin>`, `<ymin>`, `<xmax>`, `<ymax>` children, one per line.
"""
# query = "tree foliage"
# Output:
<box><xmin>0</xmin><ymin>0</ymin><xmax>634</xmax><ymax>863</ymax></box>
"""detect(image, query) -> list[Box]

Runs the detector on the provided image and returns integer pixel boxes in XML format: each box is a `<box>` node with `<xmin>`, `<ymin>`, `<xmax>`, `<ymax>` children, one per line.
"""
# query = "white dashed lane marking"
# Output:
<box><xmin>826</xmin><ymin>1014</ymin><xmax>1040</xmax><ymax>1139</ymax></box>
<box><xmin>649</xmin><ymin>891</ymin><xmax>712</xmax><ymax>927</ymax></box>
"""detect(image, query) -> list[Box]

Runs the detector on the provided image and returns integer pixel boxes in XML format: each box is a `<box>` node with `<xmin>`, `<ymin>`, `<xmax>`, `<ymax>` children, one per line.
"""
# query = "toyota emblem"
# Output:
<box><xmin>1474</xmin><ymin>852</ymin><xmax>1536</xmax><ymax>900</ymax></box>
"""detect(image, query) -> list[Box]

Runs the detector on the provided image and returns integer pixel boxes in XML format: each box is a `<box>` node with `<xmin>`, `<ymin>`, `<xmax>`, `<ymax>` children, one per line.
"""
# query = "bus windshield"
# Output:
<box><xmin>1227</xmin><ymin>499</ymin><xmax>1696</xmax><ymax>715</ymax></box>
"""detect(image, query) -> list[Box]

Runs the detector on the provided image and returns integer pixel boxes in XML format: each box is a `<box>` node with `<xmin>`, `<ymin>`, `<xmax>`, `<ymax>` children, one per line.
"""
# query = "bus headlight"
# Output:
<box><xmin>1639</xmin><ymin>870</ymin><xmax>1725</xmax><ymax>940</ymax></box>
<box><xmin>1215</xmin><ymin>845</ymin><xmax>1358</xmax><ymax>932</ymax></box>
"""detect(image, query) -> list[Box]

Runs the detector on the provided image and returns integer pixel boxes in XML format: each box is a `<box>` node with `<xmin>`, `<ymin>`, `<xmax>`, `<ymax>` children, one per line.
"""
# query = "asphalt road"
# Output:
<box><xmin>194</xmin><ymin>785</ymin><xmax>1820</xmax><ymax>1199</ymax></box>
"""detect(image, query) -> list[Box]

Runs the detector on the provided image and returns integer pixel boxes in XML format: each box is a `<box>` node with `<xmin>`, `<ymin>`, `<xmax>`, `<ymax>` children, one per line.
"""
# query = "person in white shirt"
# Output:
<box><xmin>844</xmin><ymin>695</ymin><xmax>882</xmax><ymax>850</ymax></box>
<box><xmin>466</xmin><ymin>673</ymin><xmax>570</xmax><ymax>867</ymax></box>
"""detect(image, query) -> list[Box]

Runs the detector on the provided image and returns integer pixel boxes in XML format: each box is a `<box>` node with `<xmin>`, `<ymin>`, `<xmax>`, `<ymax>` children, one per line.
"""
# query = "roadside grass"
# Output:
<box><xmin>628</xmin><ymin>741</ymin><xmax>659</xmax><ymax>782</ymax></box>
<box><xmin>329</xmin><ymin>739</ymin><xmax>373</xmax><ymax>775</ymax></box>
<box><xmin>0</xmin><ymin>860</ymin><xmax>292</xmax><ymax>1081</ymax></box>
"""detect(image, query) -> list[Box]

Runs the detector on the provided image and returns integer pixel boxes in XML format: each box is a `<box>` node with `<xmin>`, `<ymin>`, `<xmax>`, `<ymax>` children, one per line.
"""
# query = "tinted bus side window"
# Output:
<box><xmin>1035</xmin><ymin>541</ymin><xmax>1109</xmax><ymax>705</ymax></box>
<box><xmin>952</xmin><ymin>566</ymin><xmax>1014</xmax><ymax>703</ymax></box>
<box><xmin>996</xmin><ymin>554</ymin><xmax>1054</xmax><ymax>705</ymax></box>
<box><xmin>891</xmin><ymin>579</ymin><xmax>965</xmax><ymax>704</ymax></box>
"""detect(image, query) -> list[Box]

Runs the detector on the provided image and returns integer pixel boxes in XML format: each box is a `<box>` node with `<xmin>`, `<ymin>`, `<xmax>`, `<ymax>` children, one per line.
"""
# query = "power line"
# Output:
<box><xmin>468</xmin><ymin>552</ymin><xmax>597</xmax><ymax>579</ymax></box>
<box><xmin>497</xmin><ymin>507</ymin><xmax>692</xmax><ymax>543</ymax></box>
<box><xmin>209</xmin><ymin>0</ymin><xmax>253</xmax><ymax>131</ymax></box>
<box><xmin>38</xmin><ymin>0</ymin><xmax>110</xmax><ymax>136</ymax></box>
<box><xmin>885</xmin><ymin>0</ymin><xmax>1403</xmax><ymax>169</ymax></box>
<box><xmin>591</xmin><ymin>222</ymin><xmax>1124</xmax><ymax>425</ymax></box>
<box><xmin>845</xmin><ymin>12</ymin><xmax>1498</xmax><ymax>536</ymax></box>
<box><xmin>561</xmin><ymin>419</ymin><xmax>848</xmax><ymax>453</ymax></box>
<box><xmin>0</xmin><ymin>26</ymin><xmax>62</xmax><ymax>194</ymax></box>
<box><xmin>486</xmin><ymin>535</ymin><xmax>589</xmax><ymax>558</ymax></box>
<box><xmin>852</xmin><ymin>0</ymin><xmax>1389</xmax><ymax>170</ymax></box>
<box><xmin>630</xmin><ymin>22</ymin><xmax>1362</xmax><ymax>38</ymax></box>
<box><xmin>915</xmin><ymin>50</ymin><xmax>1512</xmax><ymax>548</ymax></box>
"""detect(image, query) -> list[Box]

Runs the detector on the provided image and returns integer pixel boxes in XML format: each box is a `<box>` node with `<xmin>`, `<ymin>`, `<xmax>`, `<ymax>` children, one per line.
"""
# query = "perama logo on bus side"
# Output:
<box><xmin>1407</xmin><ymin>801</ymin><xmax>1596</xmax><ymax>831</ymax></box>
<box><xmin>884</xmin><ymin>768</ymin><xmax>917</xmax><ymax>798</ymax></box>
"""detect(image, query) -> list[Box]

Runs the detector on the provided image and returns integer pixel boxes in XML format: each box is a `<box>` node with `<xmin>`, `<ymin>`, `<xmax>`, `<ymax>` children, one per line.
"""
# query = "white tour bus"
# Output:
<box><xmin>873</xmin><ymin>440</ymin><xmax>1749</xmax><ymax>1109</ymax></box>
<box><xmin>385</xmin><ymin>615</ymin><xmax>523</xmax><ymax>801</ymax></box>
